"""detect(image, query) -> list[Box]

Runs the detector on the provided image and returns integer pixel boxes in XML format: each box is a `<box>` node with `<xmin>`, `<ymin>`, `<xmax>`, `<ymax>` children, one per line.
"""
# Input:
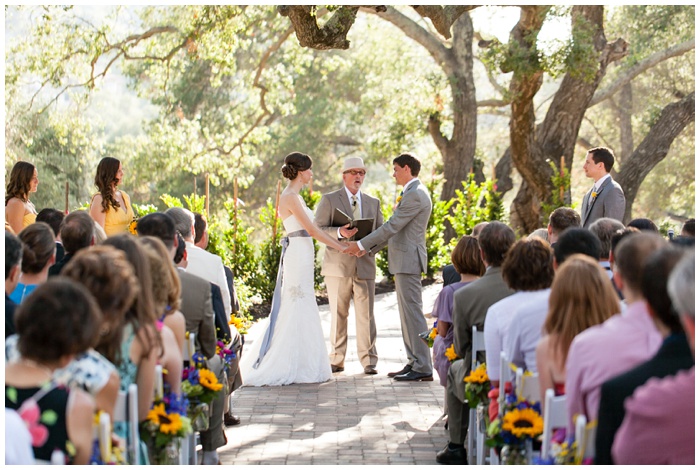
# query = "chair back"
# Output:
<box><xmin>98</xmin><ymin>411</ymin><xmax>112</xmax><ymax>463</ymax></box>
<box><xmin>183</xmin><ymin>332</ymin><xmax>197</xmax><ymax>366</ymax></box>
<box><xmin>113</xmin><ymin>383</ymin><xmax>139</xmax><ymax>465</ymax></box>
<box><xmin>498</xmin><ymin>351</ymin><xmax>511</xmax><ymax>418</ymax></box>
<box><xmin>471</xmin><ymin>325</ymin><xmax>486</xmax><ymax>369</ymax></box>
<box><xmin>541</xmin><ymin>388</ymin><xmax>567</xmax><ymax>459</ymax></box>
<box><xmin>154</xmin><ymin>364</ymin><xmax>164</xmax><ymax>400</ymax></box>
<box><xmin>575</xmin><ymin>415</ymin><xmax>597</xmax><ymax>462</ymax></box>
<box><xmin>515</xmin><ymin>367</ymin><xmax>540</xmax><ymax>403</ymax></box>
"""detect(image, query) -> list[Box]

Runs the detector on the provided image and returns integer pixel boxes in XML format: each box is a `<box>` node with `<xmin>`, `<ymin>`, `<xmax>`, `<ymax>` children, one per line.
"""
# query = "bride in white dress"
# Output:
<box><xmin>240</xmin><ymin>152</ymin><xmax>351</xmax><ymax>386</ymax></box>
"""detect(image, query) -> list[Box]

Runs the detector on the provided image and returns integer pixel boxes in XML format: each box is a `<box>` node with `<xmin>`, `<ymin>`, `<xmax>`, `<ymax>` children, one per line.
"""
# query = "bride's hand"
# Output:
<box><xmin>338</xmin><ymin>241</ymin><xmax>351</xmax><ymax>253</ymax></box>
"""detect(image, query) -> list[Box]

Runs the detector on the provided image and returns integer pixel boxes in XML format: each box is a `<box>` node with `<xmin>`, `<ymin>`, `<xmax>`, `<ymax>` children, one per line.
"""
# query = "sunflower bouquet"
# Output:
<box><xmin>463</xmin><ymin>363</ymin><xmax>490</xmax><ymax>409</ymax></box>
<box><xmin>181</xmin><ymin>352</ymin><xmax>224</xmax><ymax>431</ymax></box>
<box><xmin>486</xmin><ymin>391</ymin><xmax>543</xmax><ymax>464</ymax></box>
<box><xmin>419</xmin><ymin>321</ymin><xmax>438</xmax><ymax>348</ymax></box>
<box><xmin>140</xmin><ymin>392</ymin><xmax>191</xmax><ymax>464</ymax></box>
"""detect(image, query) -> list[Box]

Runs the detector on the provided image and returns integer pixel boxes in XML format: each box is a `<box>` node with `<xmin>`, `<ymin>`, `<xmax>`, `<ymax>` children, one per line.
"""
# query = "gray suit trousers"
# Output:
<box><xmin>447</xmin><ymin>358</ymin><xmax>470</xmax><ymax>444</ymax></box>
<box><xmin>395</xmin><ymin>273</ymin><xmax>432</xmax><ymax>374</ymax></box>
<box><xmin>200</xmin><ymin>355</ymin><xmax>227</xmax><ymax>452</ymax></box>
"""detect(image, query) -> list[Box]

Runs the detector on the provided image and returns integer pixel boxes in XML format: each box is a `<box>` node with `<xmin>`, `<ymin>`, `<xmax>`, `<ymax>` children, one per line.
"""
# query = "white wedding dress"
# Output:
<box><xmin>239</xmin><ymin>204</ymin><xmax>332</xmax><ymax>386</ymax></box>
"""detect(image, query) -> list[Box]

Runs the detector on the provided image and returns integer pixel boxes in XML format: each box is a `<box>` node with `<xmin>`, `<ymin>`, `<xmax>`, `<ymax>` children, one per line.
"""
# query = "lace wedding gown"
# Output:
<box><xmin>239</xmin><ymin>204</ymin><xmax>332</xmax><ymax>386</ymax></box>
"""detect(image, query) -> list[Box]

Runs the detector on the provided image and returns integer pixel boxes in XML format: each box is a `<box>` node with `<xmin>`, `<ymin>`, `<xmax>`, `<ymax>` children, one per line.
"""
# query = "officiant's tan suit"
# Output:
<box><xmin>315</xmin><ymin>158</ymin><xmax>383</xmax><ymax>372</ymax></box>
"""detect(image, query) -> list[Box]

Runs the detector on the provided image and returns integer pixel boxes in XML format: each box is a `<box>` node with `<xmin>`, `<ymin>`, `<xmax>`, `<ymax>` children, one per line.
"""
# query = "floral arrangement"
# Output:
<box><xmin>216</xmin><ymin>340</ymin><xmax>236</xmax><ymax>367</ymax></box>
<box><xmin>89</xmin><ymin>410</ymin><xmax>127</xmax><ymax>465</ymax></box>
<box><xmin>532</xmin><ymin>434</ymin><xmax>593</xmax><ymax>465</ymax></box>
<box><xmin>139</xmin><ymin>392</ymin><xmax>191</xmax><ymax>464</ymax></box>
<box><xmin>486</xmin><ymin>391</ymin><xmax>543</xmax><ymax>449</ymax></box>
<box><xmin>181</xmin><ymin>352</ymin><xmax>224</xmax><ymax>406</ymax></box>
<box><xmin>128</xmin><ymin>219</ymin><xmax>138</xmax><ymax>235</ymax></box>
<box><xmin>445</xmin><ymin>343</ymin><xmax>458</xmax><ymax>362</ymax></box>
<box><xmin>419</xmin><ymin>321</ymin><xmax>438</xmax><ymax>348</ymax></box>
<box><xmin>463</xmin><ymin>363</ymin><xmax>490</xmax><ymax>409</ymax></box>
<box><xmin>229</xmin><ymin>314</ymin><xmax>251</xmax><ymax>335</ymax></box>
<box><xmin>128</xmin><ymin>203</ymin><xmax>158</xmax><ymax>236</ymax></box>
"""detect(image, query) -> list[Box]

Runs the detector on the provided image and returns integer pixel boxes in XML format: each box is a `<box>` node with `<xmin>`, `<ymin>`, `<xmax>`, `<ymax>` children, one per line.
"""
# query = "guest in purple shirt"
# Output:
<box><xmin>612</xmin><ymin>253</ymin><xmax>694</xmax><ymax>464</ymax></box>
<box><xmin>431</xmin><ymin>236</ymin><xmax>483</xmax><ymax>387</ymax></box>
<box><xmin>565</xmin><ymin>233</ymin><xmax>665</xmax><ymax>431</ymax></box>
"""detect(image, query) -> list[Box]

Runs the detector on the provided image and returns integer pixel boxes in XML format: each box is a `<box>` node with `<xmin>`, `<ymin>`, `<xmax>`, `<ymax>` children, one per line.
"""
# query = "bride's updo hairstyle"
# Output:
<box><xmin>281</xmin><ymin>152</ymin><xmax>312</xmax><ymax>180</ymax></box>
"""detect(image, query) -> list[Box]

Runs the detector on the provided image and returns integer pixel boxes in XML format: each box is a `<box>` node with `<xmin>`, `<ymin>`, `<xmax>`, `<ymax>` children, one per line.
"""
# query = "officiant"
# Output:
<box><xmin>315</xmin><ymin>157</ymin><xmax>384</xmax><ymax>375</ymax></box>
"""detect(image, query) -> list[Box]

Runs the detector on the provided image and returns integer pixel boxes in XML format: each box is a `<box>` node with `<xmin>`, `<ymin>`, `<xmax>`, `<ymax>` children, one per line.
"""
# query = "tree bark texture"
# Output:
<box><xmin>616</xmin><ymin>91</ymin><xmax>695</xmax><ymax>223</ymax></box>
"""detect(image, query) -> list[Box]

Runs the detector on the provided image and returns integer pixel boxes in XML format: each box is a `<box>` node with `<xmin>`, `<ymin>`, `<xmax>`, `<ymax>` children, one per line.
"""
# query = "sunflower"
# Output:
<box><xmin>464</xmin><ymin>363</ymin><xmax>489</xmax><ymax>384</ymax></box>
<box><xmin>199</xmin><ymin>369</ymin><xmax>223</xmax><ymax>391</ymax></box>
<box><xmin>445</xmin><ymin>344</ymin><xmax>458</xmax><ymax>362</ymax></box>
<box><xmin>128</xmin><ymin>219</ymin><xmax>138</xmax><ymax>235</ymax></box>
<box><xmin>502</xmin><ymin>407</ymin><xmax>544</xmax><ymax>439</ymax></box>
<box><xmin>159</xmin><ymin>412</ymin><xmax>183</xmax><ymax>435</ymax></box>
<box><xmin>146</xmin><ymin>403</ymin><xmax>168</xmax><ymax>426</ymax></box>
<box><xmin>428</xmin><ymin>328</ymin><xmax>438</xmax><ymax>340</ymax></box>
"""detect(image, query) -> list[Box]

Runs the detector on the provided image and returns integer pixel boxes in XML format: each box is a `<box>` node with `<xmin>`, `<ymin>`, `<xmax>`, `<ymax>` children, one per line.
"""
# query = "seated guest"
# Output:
<box><xmin>595</xmin><ymin>245</ymin><xmax>693</xmax><ymax>464</ymax></box>
<box><xmin>441</xmin><ymin>222</ymin><xmax>488</xmax><ymax>286</ymax></box>
<box><xmin>612</xmin><ymin>253</ymin><xmax>695</xmax><ymax>465</ymax></box>
<box><xmin>9</xmin><ymin>222</ymin><xmax>55</xmax><ymax>304</ymax></box>
<box><xmin>485</xmin><ymin>238</ymin><xmax>554</xmax><ymax>384</ymax></box>
<box><xmin>36</xmin><ymin>208</ymin><xmax>65</xmax><ymax>263</ymax></box>
<box><xmin>588</xmin><ymin>217</ymin><xmax>624</xmax><ymax>279</ymax></box>
<box><xmin>138</xmin><ymin>236</ymin><xmax>185</xmax><ymax>392</ymax></box>
<box><xmin>680</xmin><ymin>217</ymin><xmax>694</xmax><ymax>237</ymax></box>
<box><xmin>627</xmin><ymin>217</ymin><xmax>658</xmax><ymax>233</ymax></box>
<box><xmin>48</xmin><ymin>210</ymin><xmax>94</xmax><ymax>276</ymax></box>
<box><xmin>5</xmin><ymin>232</ymin><xmax>23</xmax><ymax>338</ymax></box>
<box><xmin>536</xmin><ymin>255</ymin><xmax>618</xmax><ymax>404</ymax></box>
<box><xmin>431</xmin><ymin>236</ymin><xmax>484</xmax><ymax>387</ymax></box>
<box><xmin>546</xmin><ymin>207</ymin><xmax>581</xmax><ymax>247</ymax></box>
<box><xmin>507</xmin><ymin>228</ymin><xmax>601</xmax><ymax>373</ymax></box>
<box><xmin>5</xmin><ymin>279</ymin><xmax>99</xmax><ymax>464</ymax></box>
<box><xmin>609</xmin><ymin>227</ymin><xmax>640</xmax><ymax>299</ymax></box>
<box><xmin>527</xmin><ymin>228</ymin><xmax>549</xmax><ymax>243</ymax></box>
<box><xmin>565</xmin><ymin>232</ymin><xmax>665</xmax><ymax>431</ymax></box>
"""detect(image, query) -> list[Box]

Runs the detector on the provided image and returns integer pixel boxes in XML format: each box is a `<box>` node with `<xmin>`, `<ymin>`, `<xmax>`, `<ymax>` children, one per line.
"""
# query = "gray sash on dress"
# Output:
<box><xmin>253</xmin><ymin>229</ymin><xmax>310</xmax><ymax>369</ymax></box>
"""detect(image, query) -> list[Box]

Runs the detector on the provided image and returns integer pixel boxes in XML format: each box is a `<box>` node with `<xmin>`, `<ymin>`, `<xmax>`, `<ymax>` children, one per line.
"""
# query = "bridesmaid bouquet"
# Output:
<box><xmin>140</xmin><ymin>392</ymin><xmax>191</xmax><ymax>465</ymax></box>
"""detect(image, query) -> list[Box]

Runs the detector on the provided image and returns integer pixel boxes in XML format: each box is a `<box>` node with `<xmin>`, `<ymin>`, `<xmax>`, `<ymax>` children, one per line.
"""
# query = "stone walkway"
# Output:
<box><xmin>219</xmin><ymin>283</ymin><xmax>447</xmax><ymax>465</ymax></box>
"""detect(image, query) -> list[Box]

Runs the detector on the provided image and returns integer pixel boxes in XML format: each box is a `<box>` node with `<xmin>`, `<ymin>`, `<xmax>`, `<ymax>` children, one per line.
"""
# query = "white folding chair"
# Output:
<box><xmin>98</xmin><ymin>411</ymin><xmax>112</xmax><ymax>464</ymax></box>
<box><xmin>154</xmin><ymin>364</ymin><xmax>164</xmax><ymax>400</ymax></box>
<box><xmin>515</xmin><ymin>368</ymin><xmax>540</xmax><ymax>403</ymax></box>
<box><xmin>182</xmin><ymin>332</ymin><xmax>199</xmax><ymax>465</ymax></box>
<box><xmin>466</xmin><ymin>326</ymin><xmax>487</xmax><ymax>465</ymax></box>
<box><xmin>541</xmin><ymin>388</ymin><xmax>567</xmax><ymax>460</ymax></box>
<box><xmin>498</xmin><ymin>351</ymin><xmax>512</xmax><ymax>418</ymax></box>
<box><xmin>574</xmin><ymin>414</ymin><xmax>596</xmax><ymax>462</ymax></box>
<box><xmin>113</xmin><ymin>383</ymin><xmax>140</xmax><ymax>465</ymax></box>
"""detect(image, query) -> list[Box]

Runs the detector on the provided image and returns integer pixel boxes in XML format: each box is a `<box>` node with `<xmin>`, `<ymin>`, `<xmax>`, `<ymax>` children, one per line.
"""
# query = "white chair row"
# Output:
<box><xmin>99</xmin><ymin>383</ymin><xmax>140</xmax><ymax>465</ymax></box>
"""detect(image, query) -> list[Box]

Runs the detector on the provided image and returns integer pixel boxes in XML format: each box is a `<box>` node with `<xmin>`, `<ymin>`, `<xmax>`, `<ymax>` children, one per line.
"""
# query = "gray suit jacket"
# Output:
<box><xmin>451</xmin><ymin>267</ymin><xmax>514</xmax><ymax>382</ymax></box>
<box><xmin>360</xmin><ymin>180</ymin><xmax>432</xmax><ymax>275</ymax></box>
<box><xmin>178</xmin><ymin>270</ymin><xmax>217</xmax><ymax>359</ymax></box>
<box><xmin>581</xmin><ymin>176</ymin><xmax>626</xmax><ymax>228</ymax></box>
<box><xmin>314</xmin><ymin>188</ymin><xmax>383</xmax><ymax>280</ymax></box>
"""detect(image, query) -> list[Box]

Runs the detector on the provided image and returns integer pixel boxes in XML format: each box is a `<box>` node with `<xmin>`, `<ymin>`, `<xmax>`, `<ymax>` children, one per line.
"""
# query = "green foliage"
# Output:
<box><xmin>447</xmin><ymin>175</ymin><xmax>504</xmax><ymax>239</ymax></box>
<box><xmin>159</xmin><ymin>194</ymin><xmax>184</xmax><ymax>209</ymax></box>
<box><xmin>541</xmin><ymin>159</ymin><xmax>574</xmax><ymax>218</ymax></box>
<box><xmin>132</xmin><ymin>203</ymin><xmax>158</xmax><ymax>218</ymax></box>
<box><xmin>425</xmin><ymin>178</ymin><xmax>454</xmax><ymax>278</ymax></box>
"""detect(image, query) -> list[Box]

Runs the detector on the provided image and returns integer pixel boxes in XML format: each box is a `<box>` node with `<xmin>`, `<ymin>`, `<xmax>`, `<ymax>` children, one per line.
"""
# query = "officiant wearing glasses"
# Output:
<box><xmin>315</xmin><ymin>157</ymin><xmax>383</xmax><ymax>375</ymax></box>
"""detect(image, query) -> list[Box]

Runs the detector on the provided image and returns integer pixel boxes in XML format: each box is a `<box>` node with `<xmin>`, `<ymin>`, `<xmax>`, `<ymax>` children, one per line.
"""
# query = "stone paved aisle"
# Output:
<box><xmin>219</xmin><ymin>283</ymin><xmax>447</xmax><ymax>465</ymax></box>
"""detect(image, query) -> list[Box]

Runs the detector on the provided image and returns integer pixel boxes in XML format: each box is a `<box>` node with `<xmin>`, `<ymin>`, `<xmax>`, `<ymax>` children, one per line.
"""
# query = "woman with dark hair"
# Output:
<box><xmin>536</xmin><ymin>254</ymin><xmax>619</xmax><ymax>404</ymax></box>
<box><xmin>5</xmin><ymin>278</ymin><xmax>100</xmax><ymax>464</ymax></box>
<box><xmin>431</xmin><ymin>236</ymin><xmax>484</xmax><ymax>387</ymax></box>
<box><xmin>5</xmin><ymin>161</ymin><xmax>39</xmax><ymax>234</ymax></box>
<box><xmin>89</xmin><ymin>157</ymin><xmax>135</xmax><ymax>237</ymax></box>
<box><xmin>239</xmin><ymin>152</ymin><xmax>350</xmax><ymax>386</ymax></box>
<box><xmin>9</xmin><ymin>222</ymin><xmax>56</xmax><ymax>304</ymax></box>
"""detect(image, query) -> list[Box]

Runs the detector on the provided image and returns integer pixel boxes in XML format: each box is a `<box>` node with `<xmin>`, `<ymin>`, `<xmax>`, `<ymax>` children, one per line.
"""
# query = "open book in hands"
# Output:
<box><xmin>332</xmin><ymin>208</ymin><xmax>374</xmax><ymax>240</ymax></box>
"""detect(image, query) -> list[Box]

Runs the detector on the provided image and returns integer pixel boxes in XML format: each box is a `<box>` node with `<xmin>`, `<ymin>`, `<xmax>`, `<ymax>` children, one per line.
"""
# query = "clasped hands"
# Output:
<box><xmin>341</xmin><ymin>241</ymin><xmax>365</xmax><ymax>257</ymax></box>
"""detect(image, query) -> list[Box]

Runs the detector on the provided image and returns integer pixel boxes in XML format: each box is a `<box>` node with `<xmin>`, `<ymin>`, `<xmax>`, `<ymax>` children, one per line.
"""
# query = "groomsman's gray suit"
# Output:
<box><xmin>581</xmin><ymin>176</ymin><xmax>626</xmax><ymax>229</ymax></box>
<box><xmin>360</xmin><ymin>179</ymin><xmax>433</xmax><ymax>375</ymax></box>
<box><xmin>315</xmin><ymin>188</ymin><xmax>383</xmax><ymax>370</ymax></box>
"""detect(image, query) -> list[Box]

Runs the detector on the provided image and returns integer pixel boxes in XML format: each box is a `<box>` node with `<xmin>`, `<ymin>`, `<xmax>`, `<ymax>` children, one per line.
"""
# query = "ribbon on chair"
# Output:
<box><xmin>252</xmin><ymin>229</ymin><xmax>310</xmax><ymax>369</ymax></box>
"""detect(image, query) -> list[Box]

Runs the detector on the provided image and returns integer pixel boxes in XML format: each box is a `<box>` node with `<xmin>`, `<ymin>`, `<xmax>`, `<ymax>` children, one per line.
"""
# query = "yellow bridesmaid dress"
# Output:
<box><xmin>22</xmin><ymin>212</ymin><xmax>37</xmax><ymax>229</ymax></box>
<box><xmin>102</xmin><ymin>191</ymin><xmax>135</xmax><ymax>237</ymax></box>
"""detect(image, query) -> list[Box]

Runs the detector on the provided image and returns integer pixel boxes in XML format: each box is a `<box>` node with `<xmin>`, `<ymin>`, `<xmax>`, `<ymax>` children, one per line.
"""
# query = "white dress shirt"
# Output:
<box><xmin>184</xmin><ymin>241</ymin><xmax>232</xmax><ymax>315</ymax></box>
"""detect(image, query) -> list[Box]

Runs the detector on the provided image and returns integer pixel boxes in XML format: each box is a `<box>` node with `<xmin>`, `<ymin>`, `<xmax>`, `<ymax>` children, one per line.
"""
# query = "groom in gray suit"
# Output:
<box><xmin>347</xmin><ymin>153</ymin><xmax>434</xmax><ymax>381</ymax></box>
<box><xmin>315</xmin><ymin>157</ymin><xmax>384</xmax><ymax>375</ymax></box>
<box><xmin>581</xmin><ymin>147</ymin><xmax>626</xmax><ymax>228</ymax></box>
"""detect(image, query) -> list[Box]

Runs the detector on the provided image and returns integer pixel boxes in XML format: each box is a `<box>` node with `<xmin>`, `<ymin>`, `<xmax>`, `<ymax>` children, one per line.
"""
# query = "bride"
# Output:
<box><xmin>240</xmin><ymin>152</ymin><xmax>351</xmax><ymax>386</ymax></box>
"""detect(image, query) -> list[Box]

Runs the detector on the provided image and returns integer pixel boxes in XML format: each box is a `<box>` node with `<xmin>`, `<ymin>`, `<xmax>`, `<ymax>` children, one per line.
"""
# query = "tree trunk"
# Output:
<box><xmin>616</xmin><ymin>91</ymin><xmax>695</xmax><ymax>222</ymax></box>
<box><xmin>617</xmin><ymin>82</ymin><xmax>634</xmax><ymax>163</ymax></box>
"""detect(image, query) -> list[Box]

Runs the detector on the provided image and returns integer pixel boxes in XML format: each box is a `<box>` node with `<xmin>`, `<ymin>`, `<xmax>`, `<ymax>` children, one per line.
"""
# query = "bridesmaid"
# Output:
<box><xmin>5</xmin><ymin>161</ymin><xmax>39</xmax><ymax>234</ymax></box>
<box><xmin>89</xmin><ymin>157</ymin><xmax>134</xmax><ymax>237</ymax></box>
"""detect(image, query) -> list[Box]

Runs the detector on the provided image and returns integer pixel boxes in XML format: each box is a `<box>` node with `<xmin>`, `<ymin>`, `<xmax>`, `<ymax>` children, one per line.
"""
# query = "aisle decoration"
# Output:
<box><xmin>139</xmin><ymin>392</ymin><xmax>191</xmax><ymax>465</ymax></box>
<box><xmin>486</xmin><ymin>391</ymin><xmax>543</xmax><ymax>465</ymax></box>
<box><xmin>181</xmin><ymin>352</ymin><xmax>224</xmax><ymax>431</ymax></box>
<box><xmin>419</xmin><ymin>321</ymin><xmax>438</xmax><ymax>348</ymax></box>
<box><xmin>463</xmin><ymin>363</ymin><xmax>490</xmax><ymax>409</ymax></box>
<box><xmin>445</xmin><ymin>343</ymin><xmax>459</xmax><ymax>362</ymax></box>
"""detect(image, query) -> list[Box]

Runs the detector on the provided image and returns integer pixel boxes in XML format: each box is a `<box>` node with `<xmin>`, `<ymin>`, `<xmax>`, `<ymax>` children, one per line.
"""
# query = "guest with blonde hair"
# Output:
<box><xmin>536</xmin><ymin>254</ymin><xmax>619</xmax><ymax>404</ymax></box>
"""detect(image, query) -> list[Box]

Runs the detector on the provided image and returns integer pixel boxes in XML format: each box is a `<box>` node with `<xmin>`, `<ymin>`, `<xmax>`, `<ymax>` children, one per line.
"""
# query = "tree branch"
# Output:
<box><xmin>410</xmin><ymin>5</ymin><xmax>478</xmax><ymax>39</ymax></box>
<box><xmin>590</xmin><ymin>39</ymin><xmax>695</xmax><ymax>107</ymax></box>
<box><xmin>427</xmin><ymin>112</ymin><xmax>449</xmax><ymax>156</ymax></box>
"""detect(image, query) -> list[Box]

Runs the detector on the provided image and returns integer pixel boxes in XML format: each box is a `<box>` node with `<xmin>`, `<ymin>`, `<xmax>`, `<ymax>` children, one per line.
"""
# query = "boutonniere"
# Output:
<box><xmin>591</xmin><ymin>191</ymin><xmax>598</xmax><ymax>199</ymax></box>
<box><xmin>395</xmin><ymin>195</ymin><xmax>402</xmax><ymax>204</ymax></box>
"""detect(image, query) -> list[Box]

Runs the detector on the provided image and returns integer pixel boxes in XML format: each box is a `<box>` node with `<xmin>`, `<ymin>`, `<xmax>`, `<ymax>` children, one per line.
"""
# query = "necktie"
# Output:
<box><xmin>351</xmin><ymin>195</ymin><xmax>361</xmax><ymax>220</ymax></box>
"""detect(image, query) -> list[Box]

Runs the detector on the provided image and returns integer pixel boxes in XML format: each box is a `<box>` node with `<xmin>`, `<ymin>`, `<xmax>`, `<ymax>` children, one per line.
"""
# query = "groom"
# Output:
<box><xmin>347</xmin><ymin>153</ymin><xmax>434</xmax><ymax>381</ymax></box>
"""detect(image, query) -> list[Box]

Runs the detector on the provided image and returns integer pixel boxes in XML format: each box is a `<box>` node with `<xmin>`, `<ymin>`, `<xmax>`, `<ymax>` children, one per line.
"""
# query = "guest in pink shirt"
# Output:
<box><xmin>612</xmin><ymin>253</ymin><xmax>695</xmax><ymax>464</ymax></box>
<box><xmin>565</xmin><ymin>233</ymin><xmax>665</xmax><ymax>430</ymax></box>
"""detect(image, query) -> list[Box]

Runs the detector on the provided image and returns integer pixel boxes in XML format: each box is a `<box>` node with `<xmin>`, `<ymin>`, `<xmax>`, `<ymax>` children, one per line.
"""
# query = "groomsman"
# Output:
<box><xmin>581</xmin><ymin>147</ymin><xmax>626</xmax><ymax>228</ymax></box>
<box><xmin>347</xmin><ymin>153</ymin><xmax>433</xmax><ymax>381</ymax></box>
<box><xmin>315</xmin><ymin>157</ymin><xmax>383</xmax><ymax>375</ymax></box>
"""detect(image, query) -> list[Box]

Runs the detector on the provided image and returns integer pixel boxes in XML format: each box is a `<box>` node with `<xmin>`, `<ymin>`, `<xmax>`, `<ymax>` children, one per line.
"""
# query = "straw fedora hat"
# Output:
<box><xmin>343</xmin><ymin>157</ymin><xmax>366</xmax><ymax>172</ymax></box>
